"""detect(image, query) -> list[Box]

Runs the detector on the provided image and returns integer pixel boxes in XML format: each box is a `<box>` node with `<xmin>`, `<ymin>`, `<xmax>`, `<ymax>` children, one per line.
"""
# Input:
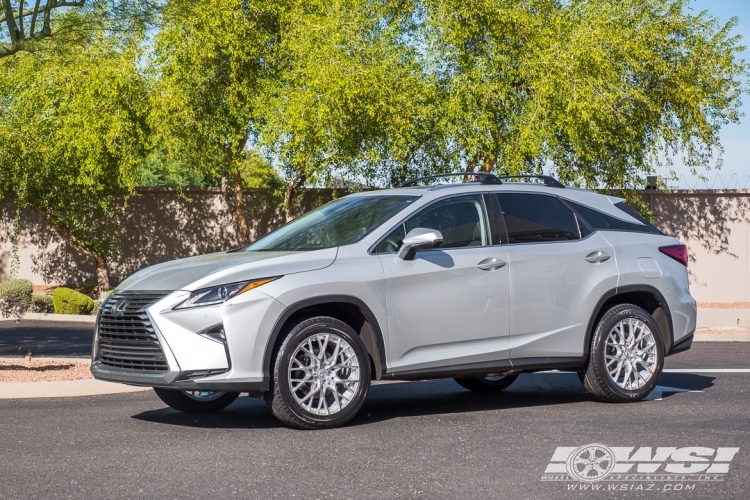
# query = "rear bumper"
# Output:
<box><xmin>669</xmin><ymin>331</ymin><xmax>694</xmax><ymax>355</ymax></box>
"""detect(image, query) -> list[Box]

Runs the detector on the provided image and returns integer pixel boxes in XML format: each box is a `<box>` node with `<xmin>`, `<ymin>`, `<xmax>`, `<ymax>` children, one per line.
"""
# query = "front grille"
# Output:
<box><xmin>96</xmin><ymin>291</ymin><xmax>171</xmax><ymax>372</ymax></box>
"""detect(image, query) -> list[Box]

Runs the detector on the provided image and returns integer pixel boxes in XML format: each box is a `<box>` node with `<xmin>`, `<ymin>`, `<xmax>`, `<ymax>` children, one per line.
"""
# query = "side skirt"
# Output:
<box><xmin>386</xmin><ymin>357</ymin><xmax>585</xmax><ymax>381</ymax></box>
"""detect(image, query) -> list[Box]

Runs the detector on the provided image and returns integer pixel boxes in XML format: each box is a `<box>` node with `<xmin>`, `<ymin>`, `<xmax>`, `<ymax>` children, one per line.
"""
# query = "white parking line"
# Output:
<box><xmin>533</xmin><ymin>369</ymin><xmax>750</xmax><ymax>374</ymax></box>
<box><xmin>663</xmin><ymin>368</ymin><xmax>750</xmax><ymax>373</ymax></box>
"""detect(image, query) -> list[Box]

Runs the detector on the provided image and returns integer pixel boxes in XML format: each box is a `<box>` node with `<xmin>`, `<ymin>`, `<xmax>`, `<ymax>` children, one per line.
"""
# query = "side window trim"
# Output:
<box><xmin>369</xmin><ymin>192</ymin><xmax>493</xmax><ymax>255</ymax></box>
<box><xmin>484</xmin><ymin>193</ymin><xmax>509</xmax><ymax>245</ymax></box>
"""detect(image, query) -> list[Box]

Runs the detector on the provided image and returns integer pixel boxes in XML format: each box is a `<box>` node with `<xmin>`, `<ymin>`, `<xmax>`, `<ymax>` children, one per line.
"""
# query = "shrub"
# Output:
<box><xmin>52</xmin><ymin>287</ymin><xmax>95</xmax><ymax>315</ymax></box>
<box><xmin>0</xmin><ymin>278</ymin><xmax>33</xmax><ymax>310</ymax></box>
<box><xmin>92</xmin><ymin>299</ymin><xmax>103</xmax><ymax>314</ymax></box>
<box><xmin>30</xmin><ymin>294</ymin><xmax>55</xmax><ymax>313</ymax></box>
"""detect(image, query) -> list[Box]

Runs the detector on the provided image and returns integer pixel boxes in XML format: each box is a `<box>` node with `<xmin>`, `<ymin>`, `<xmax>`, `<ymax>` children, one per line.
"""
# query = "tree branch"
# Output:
<box><xmin>29</xmin><ymin>0</ymin><xmax>41</xmax><ymax>37</ymax></box>
<box><xmin>2</xmin><ymin>0</ymin><xmax>20</xmax><ymax>45</ymax></box>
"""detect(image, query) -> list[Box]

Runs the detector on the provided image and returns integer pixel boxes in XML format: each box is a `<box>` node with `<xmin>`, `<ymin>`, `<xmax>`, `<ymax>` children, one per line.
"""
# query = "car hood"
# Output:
<box><xmin>115</xmin><ymin>248</ymin><xmax>338</xmax><ymax>292</ymax></box>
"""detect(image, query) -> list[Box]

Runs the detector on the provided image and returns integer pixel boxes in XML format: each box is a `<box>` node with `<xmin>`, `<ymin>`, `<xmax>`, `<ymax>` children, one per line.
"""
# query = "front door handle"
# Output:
<box><xmin>585</xmin><ymin>251</ymin><xmax>611</xmax><ymax>264</ymax></box>
<box><xmin>477</xmin><ymin>257</ymin><xmax>507</xmax><ymax>271</ymax></box>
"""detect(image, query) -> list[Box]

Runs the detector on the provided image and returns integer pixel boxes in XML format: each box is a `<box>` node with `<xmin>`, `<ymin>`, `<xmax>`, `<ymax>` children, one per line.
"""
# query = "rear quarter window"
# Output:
<box><xmin>564</xmin><ymin>200</ymin><xmax>663</xmax><ymax>235</ymax></box>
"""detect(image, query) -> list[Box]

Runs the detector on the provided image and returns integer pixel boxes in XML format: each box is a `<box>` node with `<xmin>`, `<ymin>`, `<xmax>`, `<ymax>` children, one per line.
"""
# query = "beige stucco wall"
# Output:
<box><xmin>648</xmin><ymin>191</ymin><xmax>750</xmax><ymax>303</ymax></box>
<box><xmin>2</xmin><ymin>188</ymin><xmax>749</xmax><ymax>302</ymax></box>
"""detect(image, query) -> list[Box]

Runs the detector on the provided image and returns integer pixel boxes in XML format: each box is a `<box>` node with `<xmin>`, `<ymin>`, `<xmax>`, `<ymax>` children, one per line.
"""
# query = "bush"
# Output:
<box><xmin>0</xmin><ymin>278</ymin><xmax>33</xmax><ymax>310</ymax></box>
<box><xmin>52</xmin><ymin>287</ymin><xmax>95</xmax><ymax>315</ymax></box>
<box><xmin>30</xmin><ymin>294</ymin><xmax>55</xmax><ymax>313</ymax></box>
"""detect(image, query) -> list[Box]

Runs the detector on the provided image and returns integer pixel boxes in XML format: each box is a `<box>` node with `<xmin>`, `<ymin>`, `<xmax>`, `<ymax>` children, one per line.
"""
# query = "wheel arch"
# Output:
<box><xmin>584</xmin><ymin>284</ymin><xmax>674</xmax><ymax>358</ymax></box>
<box><xmin>262</xmin><ymin>295</ymin><xmax>387</xmax><ymax>385</ymax></box>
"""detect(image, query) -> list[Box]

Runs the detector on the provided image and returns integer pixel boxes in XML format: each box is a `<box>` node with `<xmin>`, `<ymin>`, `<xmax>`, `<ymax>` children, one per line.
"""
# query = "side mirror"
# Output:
<box><xmin>398</xmin><ymin>228</ymin><xmax>443</xmax><ymax>261</ymax></box>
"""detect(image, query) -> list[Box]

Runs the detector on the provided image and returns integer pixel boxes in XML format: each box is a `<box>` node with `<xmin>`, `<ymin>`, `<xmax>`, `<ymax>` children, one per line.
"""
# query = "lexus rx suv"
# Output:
<box><xmin>91</xmin><ymin>174</ymin><xmax>696</xmax><ymax>429</ymax></box>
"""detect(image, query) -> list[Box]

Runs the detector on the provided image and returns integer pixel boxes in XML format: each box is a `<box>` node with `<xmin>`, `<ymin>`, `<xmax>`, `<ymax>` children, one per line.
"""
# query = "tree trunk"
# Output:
<box><xmin>284</xmin><ymin>169</ymin><xmax>305</xmax><ymax>222</ymax></box>
<box><xmin>231</xmin><ymin>169</ymin><xmax>250</xmax><ymax>245</ymax></box>
<box><xmin>93</xmin><ymin>254</ymin><xmax>110</xmax><ymax>300</ymax></box>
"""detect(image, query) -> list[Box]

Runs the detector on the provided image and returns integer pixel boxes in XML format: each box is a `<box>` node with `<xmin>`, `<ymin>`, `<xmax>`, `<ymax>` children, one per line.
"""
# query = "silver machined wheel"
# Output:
<box><xmin>287</xmin><ymin>333</ymin><xmax>360</xmax><ymax>416</ymax></box>
<box><xmin>605</xmin><ymin>318</ymin><xmax>658</xmax><ymax>390</ymax></box>
<box><xmin>183</xmin><ymin>390</ymin><xmax>225</xmax><ymax>401</ymax></box>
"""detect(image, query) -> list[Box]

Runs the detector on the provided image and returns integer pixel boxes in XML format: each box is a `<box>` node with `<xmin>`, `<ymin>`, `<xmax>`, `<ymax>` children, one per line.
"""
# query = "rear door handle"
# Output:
<box><xmin>477</xmin><ymin>257</ymin><xmax>507</xmax><ymax>271</ymax></box>
<box><xmin>585</xmin><ymin>251</ymin><xmax>610</xmax><ymax>264</ymax></box>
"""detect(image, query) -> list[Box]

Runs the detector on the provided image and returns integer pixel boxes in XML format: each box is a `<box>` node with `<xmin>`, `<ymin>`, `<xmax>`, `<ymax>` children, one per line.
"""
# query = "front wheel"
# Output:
<box><xmin>454</xmin><ymin>374</ymin><xmax>518</xmax><ymax>392</ymax></box>
<box><xmin>581</xmin><ymin>304</ymin><xmax>664</xmax><ymax>403</ymax></box>
<box><xmin>153</xmin><ymin>388</ymin><xmax>240</xmax><ymax>413</ymax></box>
<box><xmin>265</xmin><ymin>316</ymin><xmax>371</xmax><ymax>430</ymax></box>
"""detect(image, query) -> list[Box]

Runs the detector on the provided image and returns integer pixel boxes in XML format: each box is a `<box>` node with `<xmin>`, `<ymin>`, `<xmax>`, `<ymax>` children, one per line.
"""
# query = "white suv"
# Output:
<box><xmin>91</xmin><ymin>174</ymin><xmax>696</xmax><ymax>429</ymax></box>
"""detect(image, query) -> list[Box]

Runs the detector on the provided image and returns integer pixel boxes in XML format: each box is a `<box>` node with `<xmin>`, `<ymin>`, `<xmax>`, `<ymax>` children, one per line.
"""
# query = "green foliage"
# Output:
<box><xmin>150</xmin><ymin>0</ymin><xmax>278</xmax><ymax>184</ymax></box>
<box><xmin>0</xmin><ymin>278</ymin><xmax>33</xmax><ymax>309</ymax></box>
<box><xmin>0</xmin><ymin>1</ymin><xmax>158</xmax><ymax>58</ymax></box>
<box><xmin>52</xmin><ymin>287</ymin><xmax>95</xmax><ymax>315</ymax></box>
<box><xmin>149</xmin><ymin>0</ymin><xmax>747</xmax><ymax>200</ymax></box>
<box><xmin>136</xmin><ymin>147</ymin><xmax>283</xmax><ymax>189</ymax></box>
<box><xmin>0</xmin><ymin>10</ymin><xmax>149</xmax><ymax>295</ymax></box>
<box><xmin>418</xmin><ymin>0</ymin><xmax>747</xmax><ymax>194</ymax></box>
<box><xmin>30</xmin><ymin>294</ymin><xmax>54</xmax><ymax>314</ymax></box>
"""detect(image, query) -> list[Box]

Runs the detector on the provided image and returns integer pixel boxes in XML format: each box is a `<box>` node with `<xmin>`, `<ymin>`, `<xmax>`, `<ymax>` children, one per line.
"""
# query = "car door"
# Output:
<box><xmin>490</xmin><ymin>192</ymin><xmax>619</xmax><ymax>362</ymax></box>
<box><xmin>375</xmin><ymin>194</ymin><xmax>512</xmax><ymax>375</ymax></box>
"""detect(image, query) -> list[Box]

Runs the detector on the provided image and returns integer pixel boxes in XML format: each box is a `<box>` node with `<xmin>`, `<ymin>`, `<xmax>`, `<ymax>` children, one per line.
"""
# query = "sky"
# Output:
<box><xmin>666</xmin><ymin>0</ymin><xmax>750</xmax><ymax>188</ymax></box>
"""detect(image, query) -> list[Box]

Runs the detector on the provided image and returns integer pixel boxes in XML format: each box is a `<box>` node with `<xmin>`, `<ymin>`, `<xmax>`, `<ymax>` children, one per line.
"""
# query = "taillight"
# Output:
<box><xmin>659</xmin><ymin>244</ymin><xmax>688</xmax><ymax>267</ymax></box>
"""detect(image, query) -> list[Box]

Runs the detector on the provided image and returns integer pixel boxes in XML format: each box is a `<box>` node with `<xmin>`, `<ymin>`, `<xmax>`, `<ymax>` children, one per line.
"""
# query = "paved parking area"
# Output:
<box><xmin>0</xmin><ymin>341</ymin><xmax>747</xmax><ymax>499</ymax></box>
<box><xmin>0</xmin><ymin>320</ymin><xmax>93</xmax><ymax>357</ymax></box>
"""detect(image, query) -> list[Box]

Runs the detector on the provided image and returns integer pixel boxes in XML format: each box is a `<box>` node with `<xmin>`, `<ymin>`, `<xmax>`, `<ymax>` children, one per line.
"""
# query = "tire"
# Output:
<box><xmin>153</xmin><ymin>388</ymin><xmax>240</xmax><ymax>413</ymax></box>
<box><xmin>581</xmin><ymin>304</ymin><xmax>664</xmax><ymax>403</ymax></box>
<box><xmin>454</xmin><ymin>374</ymin><xmax>518</xmax><ymax>392</ymax></box>
<box><xmin>264</xmin><ymin>316</ymin><xmax>371</xmax><ymax>430</ymax></box>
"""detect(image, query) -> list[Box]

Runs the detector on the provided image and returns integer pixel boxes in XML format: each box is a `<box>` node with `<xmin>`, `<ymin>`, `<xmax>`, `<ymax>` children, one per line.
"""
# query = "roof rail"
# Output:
<box><xmin>397</xmin><ymin>172</ymin><xmax>502</xmax><ymax>188</ymax></box>
<box><xmin>497</xmin><ymin>175</ymin><xmax>565</xmax><ymax>188</ymax></box>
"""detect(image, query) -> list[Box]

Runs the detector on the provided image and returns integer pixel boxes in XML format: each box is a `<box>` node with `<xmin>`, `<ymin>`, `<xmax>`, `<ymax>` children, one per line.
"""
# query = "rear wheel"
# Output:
<box><xmin>153</xmin><ymin>388</ymin><xmax>240</xmax><ymax>413</ymax></box>
<box><xmin>582</xmin><ymin>304</ymin><xmax>664</xmax><ymax>403</ymax></box>
<box><xmin>264</xmin><ymin>316</ymin><xmax>371</xmax><ymax>430</ymax></box>
<box><xmin>454</xmin><ymin>374</ymin><xmax>518</xmax><ymax>392</ymax></box>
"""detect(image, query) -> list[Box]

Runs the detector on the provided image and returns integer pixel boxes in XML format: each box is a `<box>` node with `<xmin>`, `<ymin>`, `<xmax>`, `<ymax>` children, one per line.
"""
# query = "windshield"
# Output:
<box><xmin>245</xmin><ymin>195</ymin><xmax>419</xmax><ymax>251</ymax></box>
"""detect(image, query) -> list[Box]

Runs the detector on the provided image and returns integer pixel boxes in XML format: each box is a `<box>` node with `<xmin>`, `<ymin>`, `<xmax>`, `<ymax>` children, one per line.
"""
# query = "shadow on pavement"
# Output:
<box><xmin>131</xmin><ymin>372</ymin><xmax>714</xmax><ymax>430</ymax></box>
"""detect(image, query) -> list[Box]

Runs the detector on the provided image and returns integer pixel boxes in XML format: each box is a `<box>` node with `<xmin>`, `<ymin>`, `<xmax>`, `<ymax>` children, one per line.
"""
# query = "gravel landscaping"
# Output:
<box><xmin>0</xmin><ymin>359</ymin><xmax>92</xmax><ymax>383</ymax></box>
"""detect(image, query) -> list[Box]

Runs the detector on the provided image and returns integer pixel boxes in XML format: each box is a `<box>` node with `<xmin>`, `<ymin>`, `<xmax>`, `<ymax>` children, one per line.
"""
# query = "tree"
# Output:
<box><xmin>0</xmin><ymin>1</ymin><xmax>156</xmax><ymax>58</ymax></box>
<box><xmin>418</xmin><ymin>0</ymin><xmax>747</xmax><ymax>199</ymax></box>
<box><xmin>253</xmin><ymin>0</ymin><xmax>453</xmax><ymax>217</ymax></box>
<box><xmin>150</xmin><ymin>0</ymin><xmax>281</xmax><ymax>244</ymax></box>
<box><xmin>0</xmin><ymin>15</ymin><xmax>148</xmax><ymax>298</ymax></box>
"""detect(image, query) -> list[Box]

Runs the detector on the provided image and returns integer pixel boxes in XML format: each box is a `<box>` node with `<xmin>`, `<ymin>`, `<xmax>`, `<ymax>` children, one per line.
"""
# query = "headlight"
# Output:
<box><xmin>174</xmin><ymin>277</ymin><xmax>278</xmax><ymax>310</ymax></box>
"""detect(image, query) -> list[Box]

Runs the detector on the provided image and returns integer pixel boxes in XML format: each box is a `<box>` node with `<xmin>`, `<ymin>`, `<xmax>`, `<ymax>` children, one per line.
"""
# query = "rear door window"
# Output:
<box><xmin>494</xmin><ymin>193</ymin><xmax>581</xmax><ymax>243</ymax></box>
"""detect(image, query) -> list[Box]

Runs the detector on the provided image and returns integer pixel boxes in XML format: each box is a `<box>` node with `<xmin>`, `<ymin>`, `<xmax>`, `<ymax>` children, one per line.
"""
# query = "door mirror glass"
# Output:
<box><xmin>398</xmin><ymin>228</ymin><xmax>443</xmax><ymax>260</ymax></box>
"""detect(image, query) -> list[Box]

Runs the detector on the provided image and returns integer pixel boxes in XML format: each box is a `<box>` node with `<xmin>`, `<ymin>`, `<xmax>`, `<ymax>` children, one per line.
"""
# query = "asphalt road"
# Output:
<box><xmin>0</xmin><ymin>320</ymin><xmax>93</xmax><ymax>357</ymax></box>
<box><xmin>0</xmin><ymin>341</ymin><xmax>748</xmax><ymax>499</ymax></box>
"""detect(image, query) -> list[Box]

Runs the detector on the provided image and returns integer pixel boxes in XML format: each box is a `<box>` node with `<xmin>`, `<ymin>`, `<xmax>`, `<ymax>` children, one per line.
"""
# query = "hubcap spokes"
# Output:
<box><xmin>604</xmin><ymin>318</ymin><xmax>657</xmax><ymax>390</ymax></box>
<box><xmin>288</xmin><ymin>333</ymin><xmax>360</xmax><ymax>415</ymax></box>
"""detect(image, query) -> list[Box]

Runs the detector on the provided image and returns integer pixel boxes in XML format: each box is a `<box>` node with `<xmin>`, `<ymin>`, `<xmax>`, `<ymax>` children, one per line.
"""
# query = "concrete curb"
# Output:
<box><xmin>694</xmin><ymin>333</ymin><xmax>750</xmax><ymax>342</ymax></box>
<box><xmin>0</xmin><ymin>357</ymin><xmax>148</xmax><ymax>399</ymax></box>
<box><xmin>18</xmin><ymin>312</ymin><xmax>96</xmax><ymax>323</ymax></box>
<box><xmin>0</xmin><ymin>379</ymin><xmax>149</xmax><ymax>399</ymax></box>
